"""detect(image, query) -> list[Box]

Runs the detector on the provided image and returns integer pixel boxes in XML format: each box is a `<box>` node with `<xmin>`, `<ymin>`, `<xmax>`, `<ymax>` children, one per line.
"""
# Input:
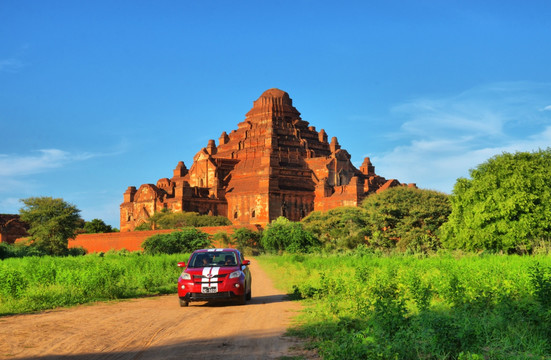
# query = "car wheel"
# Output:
<box><xmin>246</xmin><ymin>289</ymin><xmax>251</xmax><ymax>301</ymax></box>
<box><xmin>179</xmin><ymin>298</ymin><xmax>189</xmax><ymax>307</ymax></box>
<box><xmin>236</xmin><ymin>291</ymin><xmax>246</xmax><ymax>305</ymax></box>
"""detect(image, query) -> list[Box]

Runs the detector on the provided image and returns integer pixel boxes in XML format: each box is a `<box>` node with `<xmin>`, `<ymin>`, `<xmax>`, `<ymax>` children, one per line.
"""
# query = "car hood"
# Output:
<box><xmin>184</xmin><ymin>266</ymin><xmax>240</xmax><ymax>276</ymax></box>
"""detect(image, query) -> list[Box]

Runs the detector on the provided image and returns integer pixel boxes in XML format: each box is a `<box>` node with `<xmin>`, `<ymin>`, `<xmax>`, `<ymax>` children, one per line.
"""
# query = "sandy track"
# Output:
<box><xmin>0</xmin><ymin>259</ymin><xmax>309</xmax><ymax>360</ymax></box>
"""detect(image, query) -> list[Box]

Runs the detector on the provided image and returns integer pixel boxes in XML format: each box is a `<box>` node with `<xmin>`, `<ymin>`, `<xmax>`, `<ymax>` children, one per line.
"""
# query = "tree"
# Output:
<box><xmin>141</xmin><ymin>227</ymin><xmax>211</xmax><ymax>255</ymax></box>
<box><xmin>441</xmin><ymin>149</ymin><xmax>551</xmax><ymax>252</ymax></box>
<box><xmin>83</xmin><ymin>219</ymin><xmax>116</xmax><ymax>233</ymax></box>
<box><xmin>231</xmin><ymin>227</ymin><xmax>262</xmax><ymax>254</ymax></box>
<box><xmin>362</xmin><ymin>187</ymin><xmax>451</xmax><ymax>252</ymax></box>
<box><xmin>19</xmin><ymin>197</ymin><xmax>82</xmax><ymax>255</ymax></box>
<box><xmin>261</xmin><ymin>217</ymin><xmax>319</xmax><ymax>253</ymax></box>
<box><xmin>302</xmin><ymin>207</ymin><xmax>370</xmax><ymax>250</ymax></box>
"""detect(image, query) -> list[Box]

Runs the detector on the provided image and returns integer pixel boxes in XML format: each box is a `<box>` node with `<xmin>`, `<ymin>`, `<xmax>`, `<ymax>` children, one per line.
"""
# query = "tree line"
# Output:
<box><xmin>4</xmin><ymin>149</ymin><xmax>551</xmax><ymax>258</ymax></box>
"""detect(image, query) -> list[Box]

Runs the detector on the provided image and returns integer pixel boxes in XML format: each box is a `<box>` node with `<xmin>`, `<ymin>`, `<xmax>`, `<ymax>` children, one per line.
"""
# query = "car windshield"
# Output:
<box><xmin>189</xmin><ymin>252</ymin><xmax>238</xmax><ymax>268</ymax></box>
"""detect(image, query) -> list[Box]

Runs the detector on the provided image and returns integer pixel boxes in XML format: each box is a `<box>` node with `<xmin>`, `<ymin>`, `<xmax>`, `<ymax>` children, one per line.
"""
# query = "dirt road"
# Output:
<box><xmin>0</xmin><ymin>259</ymin><xmax>310</xmax><ymax>360</ymax></box>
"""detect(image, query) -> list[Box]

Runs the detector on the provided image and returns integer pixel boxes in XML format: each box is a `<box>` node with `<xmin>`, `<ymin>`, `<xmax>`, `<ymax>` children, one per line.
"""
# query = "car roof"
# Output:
<box><xmin>192</xmin><ymin>248</ymin><xmax>239</xmax><ymax>254</ymax></box>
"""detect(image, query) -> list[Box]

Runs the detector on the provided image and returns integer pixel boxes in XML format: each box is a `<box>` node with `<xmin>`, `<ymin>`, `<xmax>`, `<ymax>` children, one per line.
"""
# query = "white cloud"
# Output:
<box><xmin>543</xmin><ymin>105</ymin><xmax>551</xmax><ymax>111</ymax></box>
<box><xmin>0</xmin><ymin>149</ymin><xmax>95</xmax><ymax>177</ymax></box>
<box><xmin>372</xmin><ymin>82</ymin><xmax>551</xmax><ymax>193</ymax></box>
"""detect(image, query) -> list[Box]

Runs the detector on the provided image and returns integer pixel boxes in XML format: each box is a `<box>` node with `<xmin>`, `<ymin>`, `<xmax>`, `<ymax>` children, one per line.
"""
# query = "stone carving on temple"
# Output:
<box><xmin>120</xmin><ymin>89</ymin><xmax>415</xmax><ymax>231</ymax></box>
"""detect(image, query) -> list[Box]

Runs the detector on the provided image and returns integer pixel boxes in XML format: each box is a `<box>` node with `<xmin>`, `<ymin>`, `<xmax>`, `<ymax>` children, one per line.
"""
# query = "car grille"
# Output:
<box><xmin>193</xmin><ymin>273</ymin><xmax>227</xmax><ymax>284</ymax></box>
<box><xmin>193</xmin><ymin>274</ymin><xmax>227</xmax><ymax>279</ymax></box>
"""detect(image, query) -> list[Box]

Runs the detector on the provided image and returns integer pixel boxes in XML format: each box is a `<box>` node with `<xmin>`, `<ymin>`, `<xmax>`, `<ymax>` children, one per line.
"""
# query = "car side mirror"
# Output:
<box><xmin>242</xmin><ymin>260</ymin><xmax>250</xmax><ymax>266</ymax></box>
<box><xmin>177</xmin><ymin>262</ymin><xmax>186</xmax><ymax>268</ymax></box>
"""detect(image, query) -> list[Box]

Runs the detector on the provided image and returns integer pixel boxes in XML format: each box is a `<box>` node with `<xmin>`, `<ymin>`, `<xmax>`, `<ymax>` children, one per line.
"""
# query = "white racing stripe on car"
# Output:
<box><xmin>202</xmin><ymin>266</ymin><xmax>212</xmax><ymax>279</ymax></box>
<box><xmin>201</xmin><ymin>266</ymin><xmax>220</xmax><ymax>292</ymax></box>
<box><xmin>211</xmin><ymin>266</ymin><xmax>219</xmax><ymax>292</ymax></box>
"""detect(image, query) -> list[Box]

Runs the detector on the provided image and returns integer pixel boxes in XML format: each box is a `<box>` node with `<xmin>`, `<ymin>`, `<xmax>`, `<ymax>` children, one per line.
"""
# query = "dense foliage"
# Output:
<box><xmin>0</xmin><ymin>251</ymin><xmax>185</xmax><ymax>315</ymax></box>
<box><xmin>231</xmin><ymin>227</ymin><xmax>262</xmax><ymax>254</ymax></box>
<box><xmin>302</xmin><ymin>207</ymin><xmax>370</xmax><ymax>250</ymax></box>
<box><xmin>441</xmin><ymin>149</ymin><xmax>551</xmax><ymax>253</ymax></box>
<box><xmin>141</xmin><ymin>228</ymin><xmax>211</xmax><ymax>254</ymax></box>
<box><xmin>362</xmin><ymin>187</ymin><xmax>451</xmax><ymax>253</ymax></box>
<box><xmin>0</xmin><ymin>242</ymin><xmax>48</xmax><ymax>259</ymax></box>
<box><xmin>82</xmin><ymin>218</ymin><xmax>117</xmax><ymax>233</ymax></box>
<box><xmin>261</xmin><ymin>217</ymin><xmax>319</xmax><ymax>253</ymax></box>
<box><xmin>135</xmin><ymin>209</ymin><xmax>231</xmax><ymax>230</ymax></box>
<box><xmin>19</xmin><ymin>197</ymin><xmax>82</xmax><ymax>255</ymax></box>
<box><xmin>212</xmin><ymin>227</ymin><xmax>262</xmax><ymax>255</ymax></box>
<box><xmin>259</xmin><ymin>253</ymin><xmax>551</xmax><ymax>359</ymax></box>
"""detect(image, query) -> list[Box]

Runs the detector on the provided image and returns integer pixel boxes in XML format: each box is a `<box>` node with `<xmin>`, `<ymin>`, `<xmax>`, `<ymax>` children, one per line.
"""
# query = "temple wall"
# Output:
<box><xmin>68</xmin><ymin>225</ymin><xmax>260</xmax><ymax>253</ymax></box>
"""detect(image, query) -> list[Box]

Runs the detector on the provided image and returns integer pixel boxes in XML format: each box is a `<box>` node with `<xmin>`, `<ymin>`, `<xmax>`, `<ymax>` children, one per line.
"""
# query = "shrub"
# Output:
<box><xmin>141</xmin><ymin>227</ymin><xmax>211</xmax><ymax>254</ymax></box>
<box><xmin>0</xmin><ymin>242</ymin><xmax>48</xmax><ymax>259</ymax></box>
<box><xmin>82</xmin><ymin>218</ymin><xmax>117</xmax><ymax>233</ymax></box>
<box><xmin>441</xmin><ymin>149</ymin><xmax>551</xmax><ymax>252</ymax></box>
<box><xmin>362</xmin><ymin>187</ymin><xmax>451</xmax><ymax>253</ymax></box>
<box><xmin>212</xmin><ymin>231</ymin><xmax>232</xmax><ymax>247</ymax></box>
<box><xmin>231</xmin><ymin>227</ymin><xmax>262</xmax><ymax>255</ymax></box>
<box><xmin>261</xmin><ymin>217</ymin><xmax>319</xmax><ymax>253</ymax></box>
<box><xmin>302</xmin><ymin>207</ymin><xmax>370</xmax><ymax>250</ymax></box>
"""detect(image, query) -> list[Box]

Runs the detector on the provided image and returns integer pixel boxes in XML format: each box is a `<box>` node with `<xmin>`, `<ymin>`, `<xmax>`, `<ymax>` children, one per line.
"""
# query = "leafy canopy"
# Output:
<box><xmin>142</xmin><ymin>227</ymin><xmax>211</xmax><ymax>255</ymax></box>
<box><xmin>362</xmin><ymin>187</ymin><xmax>451</xmax><ymax>252</ymax></box>
<box><xmin>19</xmin><ymin>197</ymin><xmax>82</xmax><ymax>255</ymax></box>
<box><xmin>302</xmin><ymin>207</ymin><xmax>370</xmax><ymax>250</ymax></box>
<box><xmin>83</xmin><ymin>218</ymin><xmax>117</xmax><ymax>233</ymax></box>
<box><xmin>441</xmin><ymin>149</ymin><xmax>551</xmax><ymax>252</ymax></box>
<box><xmin>261</xmin><ymin>217</ymin><xmax>319</xmax><ymax>253</ymax></box>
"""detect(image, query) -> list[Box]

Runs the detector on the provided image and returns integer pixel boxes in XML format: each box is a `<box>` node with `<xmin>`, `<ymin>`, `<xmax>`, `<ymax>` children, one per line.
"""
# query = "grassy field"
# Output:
<box><xmin>3</xmin><ymin>249</ymin><xmax>551</xmax><ymax>359</ymax></box>
<box><xmin>0</xmin><ymin>251</ymin><xmax>188</xmax><ymax>316</ymax></box>
<box><xmin>257</xmin><ymin>252</ymin><xmax>551</xmax><ymax>360</ymax></box>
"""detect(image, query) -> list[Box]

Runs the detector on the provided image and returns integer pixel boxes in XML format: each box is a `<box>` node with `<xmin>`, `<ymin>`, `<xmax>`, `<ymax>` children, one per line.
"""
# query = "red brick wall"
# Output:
<box><xmin>68</xmin><ymin>225</ymin><xmax>260</xmax><ymax>253</ymax></box>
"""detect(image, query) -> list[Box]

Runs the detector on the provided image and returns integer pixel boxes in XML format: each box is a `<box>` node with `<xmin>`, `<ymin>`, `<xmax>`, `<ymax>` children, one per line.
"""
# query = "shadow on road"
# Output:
<box><xmin>11</xmin><ymin>330</ymin><xmax>312</xmax><ymax>360</ymax></box>
<box><xmin>190</xmin><ymin>294</ymin><xmax>293</xmax><ymax>307</ymax></box>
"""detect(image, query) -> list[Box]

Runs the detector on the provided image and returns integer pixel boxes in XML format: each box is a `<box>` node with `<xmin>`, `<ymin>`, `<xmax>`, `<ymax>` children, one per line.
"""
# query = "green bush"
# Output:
<box><xmin>82</xmin><ymin>218</ymin><xmax>117</xmax><ymax>233</ymax></box>
<box><xmin>302</xmin><ymin>207</ymin><xmax>370</xmax><ymax>250</ymax></box>
<box><xmin>261</xmin><ymin>217</ymin><xmax>319</xmax><ymax>253</ymax></box>
<box><xmin>362</xmin><ymin>186</ymin><xmax>451</xmax><ymax>253</ymax></box>
<box><xmin>142</xmin><ymin>227</ymin><xmax>211</xmax><ymax>254</ymax></box>
<box><xmin>441</xmin><ymin>149</ymin><xmax>551</xmax><ymax>252</ymax></box>
<box><xmin>231</xmin><ymin>227</ymin><xmax>263</xmax><ymax>255</ymax></box>
<box><xmin>0</xmin><ymin>242</ymin><xmax>49</xmax><ymax>259</ymax></box>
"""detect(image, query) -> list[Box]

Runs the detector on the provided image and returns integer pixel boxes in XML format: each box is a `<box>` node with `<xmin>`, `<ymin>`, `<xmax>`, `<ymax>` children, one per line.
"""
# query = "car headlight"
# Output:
<box><xmin>181</xmin><ymin>272</ymin><xmax>191</xmax><ymax>280</ymax></box>
<box><xmin>229</xmin><ymin>270</ymin><xmax>242</xmax><ymax>279</ymax></box>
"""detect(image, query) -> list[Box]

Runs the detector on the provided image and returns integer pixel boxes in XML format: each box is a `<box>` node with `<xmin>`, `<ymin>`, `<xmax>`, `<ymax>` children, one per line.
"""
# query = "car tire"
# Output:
<box><xmin>179</xmin><ymin>298</ymin><xmax>189</xmax><ymax>307</ymax></box>
<box><xmin>236</xmin><ymin>291</ymin><xmax>246</xmax><ymax>305</ymax></box>
<box><xmin>246</xmin><ymin>289</ymin><xmax>251</xmax><ymax>301</ymax></box>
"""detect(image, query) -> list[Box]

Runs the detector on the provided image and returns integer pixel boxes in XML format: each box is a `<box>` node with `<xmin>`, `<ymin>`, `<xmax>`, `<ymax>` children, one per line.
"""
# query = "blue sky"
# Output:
<box><xmin>1</xmin><ymin>1</ymin><xmax>550</xmax><ymax>227</ymax></box>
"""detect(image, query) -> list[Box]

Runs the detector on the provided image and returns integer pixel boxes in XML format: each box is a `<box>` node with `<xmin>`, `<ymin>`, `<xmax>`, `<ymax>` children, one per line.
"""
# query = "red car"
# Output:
<box><xmin>177</xmin><ymin>248</ymin><xmax>252</xmax><ymax>307</ymax></box>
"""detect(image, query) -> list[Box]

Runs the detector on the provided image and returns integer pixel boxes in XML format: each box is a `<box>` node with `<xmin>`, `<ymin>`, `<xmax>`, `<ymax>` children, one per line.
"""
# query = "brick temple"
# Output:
<box><xmin>0</xmin><ymin>214</ymin><xmax>29</xmax><ymax>244</ymax></box>
<box><xmin>120</xmin><ymin>89</ymin><xmax>414</xmax><ymax>231</ymax></box>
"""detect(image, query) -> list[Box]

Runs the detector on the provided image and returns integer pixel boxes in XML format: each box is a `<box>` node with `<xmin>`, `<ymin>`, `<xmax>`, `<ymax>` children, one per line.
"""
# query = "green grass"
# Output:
<box><xmin>257</xmin><ymin>252</ymin><xmax>551</xmax><ymax>360</ymax></box>
<box><xmin>0</xmin><ymin>251</ymin><xmax>188</xmax><ymax>315</ymax></box>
